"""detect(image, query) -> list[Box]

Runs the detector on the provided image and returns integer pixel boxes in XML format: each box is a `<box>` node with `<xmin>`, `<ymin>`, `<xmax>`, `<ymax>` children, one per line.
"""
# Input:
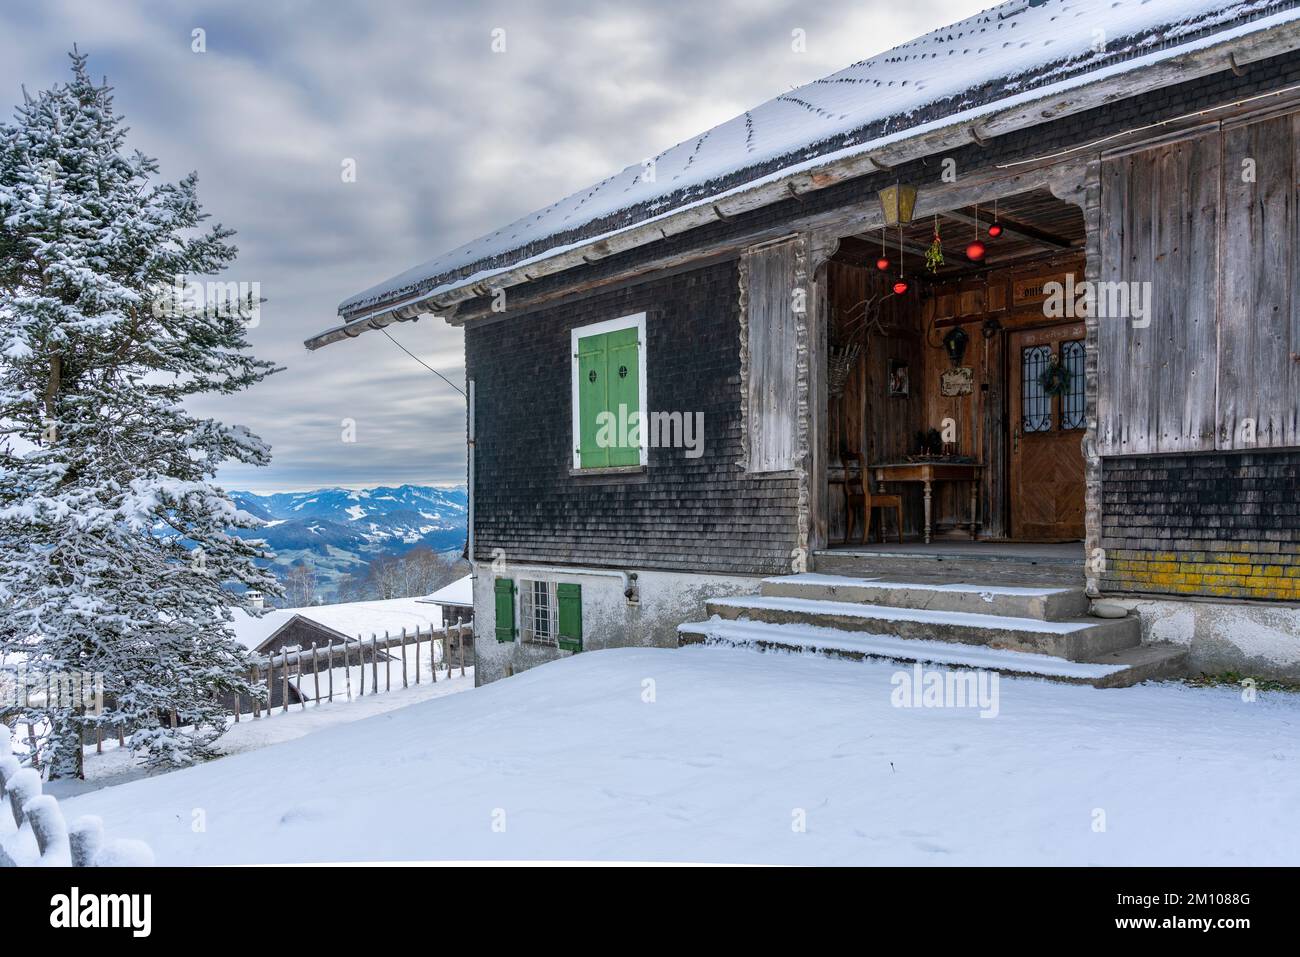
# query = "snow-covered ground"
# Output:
<box><xmin>59</xmin><ymin>646</ymin><xmax>1300</xmax><ymax>865</ymax></box>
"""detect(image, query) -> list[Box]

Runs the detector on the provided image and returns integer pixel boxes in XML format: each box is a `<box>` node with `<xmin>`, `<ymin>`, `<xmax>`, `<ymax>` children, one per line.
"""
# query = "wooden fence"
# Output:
<box><xmin>232</xmin><ymin>620</ymin><xmax>473</xmax><ymax>722</ymax></box>
<box><xmin>6</xmin><ymin>622</ymin><xmax>474</xmax><ymax>769</ymax></box>
<box><xmin>0</xmin><ymin>733</ymin><xmax>153</xmax><ymax>866</ymax></box>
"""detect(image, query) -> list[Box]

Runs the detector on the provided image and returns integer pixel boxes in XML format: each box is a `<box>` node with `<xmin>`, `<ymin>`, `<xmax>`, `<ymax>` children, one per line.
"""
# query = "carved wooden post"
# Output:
<box><xmin>1049</xmin><ymin>160</ymin><xmax>1104</xmax><ymax>598</ymax></box>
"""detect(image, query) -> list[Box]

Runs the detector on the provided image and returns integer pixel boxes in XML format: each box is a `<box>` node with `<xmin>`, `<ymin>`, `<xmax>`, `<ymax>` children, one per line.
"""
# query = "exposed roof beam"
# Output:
<box><xmin>938</xmin><ymin>209</ymin><xmax>1074</xmax><ymax>249</ymax></box>
<box><xmin>846</xmin><ymin>233</ymin><xmax>935</xmax><ymax>261</ymax></box>
<box><xmin>921</xmin><ymin>247</ymin><xmax>1084</xmax><ymax>283</ymax></box>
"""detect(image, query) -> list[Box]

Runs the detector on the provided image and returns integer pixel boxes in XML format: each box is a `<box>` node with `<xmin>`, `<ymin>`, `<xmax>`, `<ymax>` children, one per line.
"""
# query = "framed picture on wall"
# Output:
<box><xmin>888</xmin><ymin>359</ymin><xmax>909</xmax><ymax>397</ymax></box>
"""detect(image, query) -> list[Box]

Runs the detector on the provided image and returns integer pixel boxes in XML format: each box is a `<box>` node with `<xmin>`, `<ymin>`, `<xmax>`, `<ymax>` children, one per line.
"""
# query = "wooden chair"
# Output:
<box><xmin>846</xmin><ymin>453</ymin><xmax>904</xmax><ymax>544</ymax></box>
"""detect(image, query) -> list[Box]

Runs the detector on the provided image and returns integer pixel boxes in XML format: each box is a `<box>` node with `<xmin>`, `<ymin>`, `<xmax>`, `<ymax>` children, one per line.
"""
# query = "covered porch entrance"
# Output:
<box><xmin>818</xmin><ymin>186</ymin><xmax>1089</xmax><ymax>575</ymax></box>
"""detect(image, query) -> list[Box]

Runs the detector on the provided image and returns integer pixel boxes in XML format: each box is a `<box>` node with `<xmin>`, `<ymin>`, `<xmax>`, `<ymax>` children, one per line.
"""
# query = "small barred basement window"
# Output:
<box><xmin>520</xmin><ymin>579</ymin><xmax>557</xmax><ymax>645</ymax></box>
<box><xmin>515</xmin><ymin>580</ymin><xmax>584</xmax><ymax>652</ymax></box>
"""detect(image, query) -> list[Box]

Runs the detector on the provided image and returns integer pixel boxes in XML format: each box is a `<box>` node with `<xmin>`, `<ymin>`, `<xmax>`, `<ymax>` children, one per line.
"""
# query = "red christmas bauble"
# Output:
<box><xmin>892</xmin><ymin>279</ymin><xmax>909</xmax><ymax>295</ymax></box>
<box><xmin>965</xmin><ymin>240</ymin><xmax>987</xmax><ymax>261</ymax></box>
<box><xmin>875</xmin><ymin>257</ymin><xmax>891</xmax><ymax>271</ymax></box>
<box><xmin>987</xmin><ymin>223</ymin><xmax>1003</xmax><ymax>238</ymax></box>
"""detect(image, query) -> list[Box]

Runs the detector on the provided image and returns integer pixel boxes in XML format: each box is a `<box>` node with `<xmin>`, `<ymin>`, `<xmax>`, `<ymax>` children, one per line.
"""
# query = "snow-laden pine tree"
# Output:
<box><xmin>0</xmin><ymin>51</ymin><xmax>281</xmax><ymax>776</ymax></box>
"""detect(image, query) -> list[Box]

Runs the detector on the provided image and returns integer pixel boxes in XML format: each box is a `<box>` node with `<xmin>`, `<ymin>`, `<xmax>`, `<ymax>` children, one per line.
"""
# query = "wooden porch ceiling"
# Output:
<box><xmin>837</xmin><ymin>187</ymin><xmax>1084</xmax><ymax>278</ymax></box>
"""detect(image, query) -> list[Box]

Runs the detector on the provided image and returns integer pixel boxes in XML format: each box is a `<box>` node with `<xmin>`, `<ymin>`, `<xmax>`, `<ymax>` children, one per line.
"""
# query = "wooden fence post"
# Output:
<box><xmin>265</xmin><ymin>656</ymin><xmax>273</xmax><ymax>715</ymax></box>
<box><xmin>327</xmin><ymin>640</ymin><xmax>335</xmax><ymax>702</ymax></box>
<box><xmin>459</xmin><ymin>622</ymin><xmax>466</xmax><ymax>677</ymax></box>
<box><xmin>428</xmin><ymin>626</ymin><xmax>437</xmax><ymax>684</ymax></box>
<box><xmin>372</xmin><ymin>634</ymin><xmax>379</xmax><ymax>693</ymax></box>
<box><xmin>280</xmin><ymin>651</ymin><xmax>289</xmax><ymax>713</ymax></box>
<box><xmin>385</xmin><ymin>633</ymin><xmax>392</xmax><ymax>691</ymax></box>
<box><xmin>359</xmin><ymin>638</ymin><xmax>366</xmax><ymax>696</ymax></box>
<box><xmin>297</xmin><ymin>648</ymin><xmax>306</xmax><ymax>711</ymax></box>
<box><xmin>343</xmin><ymin>640</ymin><xmax>352</xmax><ymax>701</ymax></box>
<box><xmin>415</xmin><ymin>631</ymin><xmax>421</xmax><ymax>686</ymax></box>
<box><xmin>401</xmin><ymin>629</ymin><xmax>409</xmax><ymax>688</ymax></box>
<box><xmin>312</xmin><ymin>642</ymin><xmax>320</xmax><ymax>705</ymax></box>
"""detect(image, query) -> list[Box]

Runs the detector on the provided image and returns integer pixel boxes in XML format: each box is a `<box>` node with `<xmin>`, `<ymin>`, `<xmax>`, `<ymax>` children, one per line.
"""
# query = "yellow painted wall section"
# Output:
<box><xmin>1107</xmin><ymin>547</ymin><xmax>1300</xmax><ymax>601</ymax></box>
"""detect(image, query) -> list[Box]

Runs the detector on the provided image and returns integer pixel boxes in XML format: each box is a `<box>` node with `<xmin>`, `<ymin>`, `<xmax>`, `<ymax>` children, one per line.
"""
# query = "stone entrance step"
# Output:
<box><xmin>813</xmin><ymin>547</ymin><xmax>1084</xmax><ymax>588</ymax></box>
<box><xmin>761</xmin><ymin>573</ymin><xmax>1090</xmax><ymax>621</ymax></box>
<box><xmin>676</xmin><ymin>617</ymin><xmax>1187</xmax><ymax>689</ymax></box>
<box><xmin>703</xmin><ymin>594</ymin><xmax>1140</xmax><ymax>661</ymax></box>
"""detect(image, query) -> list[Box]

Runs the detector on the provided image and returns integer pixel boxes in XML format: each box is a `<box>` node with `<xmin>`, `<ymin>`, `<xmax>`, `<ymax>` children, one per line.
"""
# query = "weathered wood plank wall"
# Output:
<box><xmin>1098</xmin><ymin>112</ymin><xmax>1299</xmax><ymax>455</ymax></box>
<box><xmin>1219</xmin><ymin>113</ymin><xmax>1298</xmax><ymax>449</ymax></box>
<box><xmin>741</xmin><ymin>238</ymin><xmax>801</xmax><ymax>472</ymax></box>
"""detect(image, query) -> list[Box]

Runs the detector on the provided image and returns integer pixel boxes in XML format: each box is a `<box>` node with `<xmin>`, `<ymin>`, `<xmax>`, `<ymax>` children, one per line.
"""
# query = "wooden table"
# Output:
<box><xmin>870</xmin><ymin>462</ymin><xmax>981</xmax><ymax>545</ymax></box>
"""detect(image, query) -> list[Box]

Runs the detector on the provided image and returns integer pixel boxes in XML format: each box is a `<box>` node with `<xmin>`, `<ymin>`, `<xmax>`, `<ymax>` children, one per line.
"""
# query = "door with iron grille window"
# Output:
<box><xmin>1008</xmin><ymin>323</ymin><xmax>1086</xmax><ymax>540</ymax></box>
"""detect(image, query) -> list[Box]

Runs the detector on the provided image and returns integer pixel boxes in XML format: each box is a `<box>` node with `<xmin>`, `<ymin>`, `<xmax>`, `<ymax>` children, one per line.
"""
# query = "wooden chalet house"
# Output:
<box><xmin>309</xmin><ymin>0</ymin><xmax>1300</xmax><ymax>684</ymax></box>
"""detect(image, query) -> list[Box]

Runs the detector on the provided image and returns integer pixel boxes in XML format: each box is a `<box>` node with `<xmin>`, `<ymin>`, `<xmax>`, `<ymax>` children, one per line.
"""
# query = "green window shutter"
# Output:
<box><xmin>605</xmin><ymin>327</ymin><xmax>641</xmax><ymax>467</ymax></box>
<box><xmin>557</xmin><ymin>583</ymin><xmax>582</xmax><ymax>652</ymax></box>
<box><xmin>577</xmin><ymin>332</ymin><xmax>610</xmax><ymax>469</ymax></box>
<box><xmin>494</xmin><ymin>578</ymin><xmax>516</xmax><ymax>642</ymax></box>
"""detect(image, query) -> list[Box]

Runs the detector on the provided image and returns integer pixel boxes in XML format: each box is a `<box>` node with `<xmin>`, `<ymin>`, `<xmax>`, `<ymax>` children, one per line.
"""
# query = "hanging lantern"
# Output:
<box><xmin>878</xmin><ymin>183</ymin><xmax>918</xmax><ymax>226</ymax></box>
<box><xmin>892</xmin><ymin>278</ymin><xmax>909</xmax><ymax>295</ymax></box>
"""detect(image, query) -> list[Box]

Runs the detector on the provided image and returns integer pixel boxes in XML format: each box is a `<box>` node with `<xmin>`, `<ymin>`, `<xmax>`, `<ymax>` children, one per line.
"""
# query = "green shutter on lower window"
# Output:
<box><xmin>577</xmin><ymin>332</ymin><xmax>610</xmax><ymax>469</ymax></box>
<box><xmin>557</xmin><ymin>583</ymin><xmax>582</xmax><ymax>652</ymax></box>
<box><xmin>494</xmin><ymin>578</ymin><xmax>516</xmax><ymax>642</ymax></box>
<box><xmin>605</xmin><ymin>327</ymin><xmax>641</xmax><ymax>467</ymax></box>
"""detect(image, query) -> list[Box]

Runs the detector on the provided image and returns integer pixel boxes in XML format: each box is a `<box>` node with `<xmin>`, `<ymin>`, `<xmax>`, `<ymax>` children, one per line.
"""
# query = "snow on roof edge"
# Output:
<box><xmin>424</xmin><ymin>574</ymin><xmax>473</xmax><ymax>607</ymax></box>
<box><xmin>327</xmin><ymin>0</ymin><xmax>1299</xmax><ymax>328</ymax></box>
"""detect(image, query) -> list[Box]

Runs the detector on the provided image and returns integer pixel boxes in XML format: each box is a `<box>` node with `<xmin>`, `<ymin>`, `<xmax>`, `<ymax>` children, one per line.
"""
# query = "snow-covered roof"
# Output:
<box><xmin>229</xmin><ymin>607</ymin><xmax>294</xmax><ymax>651</ymax></box>
<box><xmin>327</xmin><ymin>0</ymin><xmax>1298</xmax><ymax>332</ymax></box>
<box><xmin>422</xmin><ymin>574</ymin><xmax>473</xmax><ymax>608</ymax></box>
<box><xmin>229</xmin><ymin>597</ymin><xmax>444</xmax><ymax>652</ymax></box>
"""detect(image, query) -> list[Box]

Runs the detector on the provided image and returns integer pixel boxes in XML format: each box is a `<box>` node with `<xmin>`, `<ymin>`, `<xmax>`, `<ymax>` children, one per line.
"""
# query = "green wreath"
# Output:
<box><xmin>1039</xmin><ymin>358</ymin><xmax>1072</xmax><ymax>397</ymax></box>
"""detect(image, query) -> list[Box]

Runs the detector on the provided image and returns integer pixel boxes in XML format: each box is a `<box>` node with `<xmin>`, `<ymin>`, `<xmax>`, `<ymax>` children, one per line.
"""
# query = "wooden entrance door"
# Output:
<box><xmin>1008</xmin><ymin>323</ymin><xmax>1086</xmax><ymax>540</ymax></box>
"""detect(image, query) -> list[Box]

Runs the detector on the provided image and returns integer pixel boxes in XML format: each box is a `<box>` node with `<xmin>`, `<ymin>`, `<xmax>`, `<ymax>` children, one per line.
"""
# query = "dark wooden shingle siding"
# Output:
<box><xmin>1100</xmin><ymin>450</ymin><xmax>1300</xmax><ymax>601</ymax></box>
<box><xmin>467</xmin><ymin>260</ymin><xmax>800</xmax><ymax>575</ymax></box>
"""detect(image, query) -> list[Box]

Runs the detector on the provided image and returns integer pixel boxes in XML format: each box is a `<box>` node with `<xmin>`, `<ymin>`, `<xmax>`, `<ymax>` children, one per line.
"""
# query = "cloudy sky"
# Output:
<box><xmin>0</xmin><ymin>0</ymin><xmax>987</xmax><ymax>492</ymax></box>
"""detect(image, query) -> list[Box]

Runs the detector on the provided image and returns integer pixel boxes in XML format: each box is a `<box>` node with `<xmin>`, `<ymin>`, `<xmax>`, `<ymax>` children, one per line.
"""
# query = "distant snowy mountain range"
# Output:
<box><xmin>228</xmin><ymin>484</ymin><xmax>467</xmax><ymax>588</ymax></box>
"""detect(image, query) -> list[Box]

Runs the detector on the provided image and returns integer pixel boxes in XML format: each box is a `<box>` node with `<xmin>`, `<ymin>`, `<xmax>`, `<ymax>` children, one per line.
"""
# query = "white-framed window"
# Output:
<box><xmin>570</xmin><ymin>312</ymin><xmax>648</xmax><ymax>470</ymax></box>
<box><xmin>519</xmin><ymin>579</ymin><xmax>558</xmax><ymax>646</ymax></box>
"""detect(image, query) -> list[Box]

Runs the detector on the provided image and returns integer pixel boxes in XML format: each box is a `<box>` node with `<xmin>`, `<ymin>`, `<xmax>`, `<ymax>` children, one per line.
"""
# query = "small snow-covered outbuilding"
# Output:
<box><xmin>230</xmin><ymin>596</ymin><xmax>443</xmax><ymax>656</ymax></box>
<box><xmin>419</xmin><ymin>574</ymin><xmax>474</xmax><ymax>626</ymax></box>
<box><xmin>309</xmin><ymin>0</ymin><xmax>1300</xmax><ymax>682</ymax></box>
